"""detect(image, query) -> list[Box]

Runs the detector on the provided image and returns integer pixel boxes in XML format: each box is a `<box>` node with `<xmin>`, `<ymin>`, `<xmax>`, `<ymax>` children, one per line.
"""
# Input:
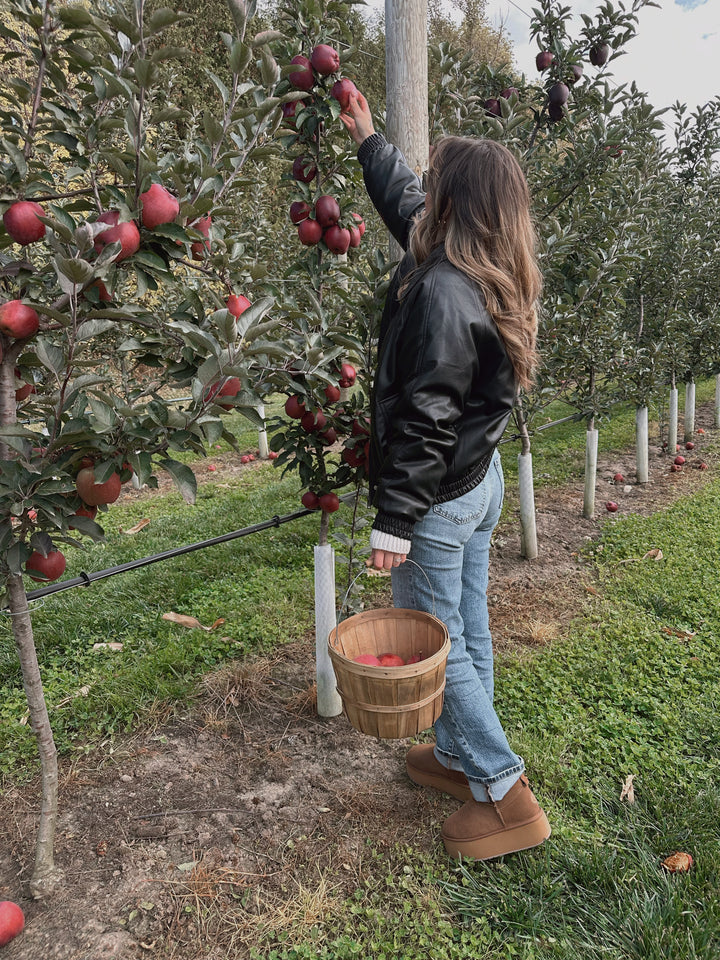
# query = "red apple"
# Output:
<box><xmin>227</xmin><ymin>294</ymin><xmax>251</xmax><ymax>317</ymax></box>
<box><xmin>331</xmin><ymin>78</ymin><xmax>358</xmax><ymax>110</ymax></box>
<box><xmin>613</xmin><ymin>473</ymin><xmax>624</xmax><ymax>483</ymax></box>
<box><xmin>26</xmin><ymin>548</ymin><xmax>66</xmax><ymax>582</ymax></box>
<box><xmin>86</xmin><ymin>279</ymin><xmax>112</xmax><ymax>302</ymax></box>
<box><xmin>351</xmin><ymin>212</ymin><xmax>365</xmax><ymax>236</ymax></box>
<box><xmin>348</xmin><ymin>224</ymin><xmax>362</xmax><ymax>247</ymax></box>
<box><xmin>697</xmin><ymin>461</ymin><xmax>709</xmax><ymax>471</ymax></box>
<box><xmin>284</xmin><ymin>395</ymin><xmax>306</xmax><ymax>419</ymax></box>
<box><xmin>292</xmin><ymin>156</ymin><xmax>317</xmax><ymax>183</ymax></box>
<box><xmin>3</xmin><ymin>200</ymin><xmax>46</xmax><ymax>244</ymax></box>
<box><xmin>548</xmin><ymin>82</ymin><xmax>569</xmax><ymax>105</ymax></box>
<box><xmin>301</xmin><ymin>490</ymin><xmax>320</xmax><ymax>510</ymax></box>
<box><xmin>674</xmin><ymin>455</ymin><xmax>686</xmax><ymax>466</ymax></box>
<box><xmin>378</xmin><ymin>653</ymin><xmax>405</xmax><ymax>667</ymax></box>
<box><xmin>548</xmin><ymin>101</ymin><xmax>565</xmax><ymax>123</ymax></box>
<box><xmin>298</xmin><ymin>218</ymin><xmax>323</xmax><ymax>245</ymax></box>
<box><xmin>406</xmin><ymin>652</ymin><xmax>424</xmax><ymax>664</ymax></box>
<box><xmin>315</xmin><ymin>195</ymin><xmax>340</xmax><ymax>228</ymax></box>
<box><xmin>500</xmin><ymin>87</ymin><xmax>518</xmax><ymax>99</ymax></box>
<box><xmin>240</xmin><ymin>454</ymin><xmax>251</xmax><ymax>464</ymax></box>
<box><xmin>697</xmin><ymin>428</ymin><xmax>705</xmax><ymax>435</ymax></box>
<box><xmin>685</xmin><ymin>441</ymin><xmax>695</xmax><ymax>450</ymax></box>
<box><xmin>589</xmin><ymin>43</ymin><xmax>610</xmax><ymax>67</ymax></box>
<box><xmin>0</xmin><ymin>300</ymin><xmax>40</xmax><ymax>339</ymax></box>
<box><xmin>282</xmin><ymin>100</ymin><xmax>300</xmax><ymax>120</ymax></box>
<box><xmin>301</xmin><ymin>409</ymin><xmax>327</xmax><ymax>432</ymax></box>
<box><xmin>320</xmin><ymin>427</ymin><xmax>337</xmax><ymax>445</ymax></box>
<box><xmin>0</xmin><ymin>901</ymin><xmax>25</xmax><ymax>947</ymax></box>
<box><xmin>94</xmin><ymin>211</ymin><xmax>140</xmax><ymax>261</ymax></box>
<box><xmin>290</xmin><ymin>200</ymin><xmax>311</xmax><ymax>224</ymax></box>
<box><xmin>324</xmin><ymin>224</ymin><xmax>351</xmax><ymax>255</ymax></box>
<box><xmin>189</xmin><ymin>215</ymin><xmax>211</xmax><ymax>259</ymax></box>
<box><xmin>206</xmin><ymin>376</ymin><xmax>242</xmax><ymax>411</ymax></box>
<box><xmin>289</xmin><ymin>54</ymin><xmax>314</xmax><ymax>92</ymax></box>
<box><xmin>69</xmin><ymin>503</ymin><xmax>98</xmax><ymax>530</ymax></box>
<box><xmin>342</xmin><ymin>445</ymin><xmax>366</xmax><ymax>468</ymax></box>
<box><xmin>536</xmin><ymin>50</ymin><xmax>554</xmax><ymax>71</ymax></box>
<box><xmin>569</xmin><ymin>64</ymin><xmax>584</xmax><ymax>83</ymax></box>
<box><xmin>351</xmin><ymin>416</ymin><xmax>369</xmax><ymax>436</ymax></box>
<box><xmin>606</xmin><ymin>501</ymin><xmax>618</xmax><ymax>512</ymax></box>
<box><xmin>339</xmin><ymin>362</ymin><xmax>356</xmax><ymax>388</ymax></box>
<box><xmin>484</xmin><ymin>98</ymin><xmax>501</xmax><ymax>117</ymax></box>
<box><xmin>324</xmin><ymin>384</ymin><xmax>341</xmax><ymax>403</ymax></box>
<box><xmin>140</xmin><ymin>183</ymin><xmax>180</xmax><ymax>229</ymax></box>
<box><xmin>318</xmin><ymin>492</ymin><xmax>340</xmax><ymax>513</ymax></box>
<box><xmin>14</xmin><ymin>369</ymin><xmax>35</xmax><ymax>401</ymax></box>
<box><xmin>310</xmin><ymin>43</ymin><xmax>340</xmax><ymax>76</ymax></box>
<box><xmin>75</xmin><ymin>467</ymin><xmax>122</xmax><ymax>506</ymax></box>
<box><xmin>353</xmin><ymin>653</ymin><xmax>381</xmax><ymax>666</ymax></box>
<box><xmin>267</xmin><ymin>450</ymin><xmax>279</xmax><ymax>460</ymax></box>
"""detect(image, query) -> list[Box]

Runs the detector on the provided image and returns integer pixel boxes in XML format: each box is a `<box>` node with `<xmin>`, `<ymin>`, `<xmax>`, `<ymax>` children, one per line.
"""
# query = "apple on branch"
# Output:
<box><xmin>140</xmin><ymin>183</ymin><xmax>180</xmax><ymax>229</ymax></box>
<box><xmin>75</xmin><ymin>467</ymin><xmax>122</xmax><ymax>506</ymax></box>
<box><xmin>94</xmin><ymin>211</ymin><xmax>141</xmax><ymax>261</ymax></box>
<box><xmin>26</xmin><ymin>548</ymin><xmax>67</xmax><ymax>583</ymax></box>
<box><xmin>288</xmin><ymin>54</ymin><xmax>315</xmax><ymax>92</ymax></box>
<box><xmin>3</xmin><ymin>200</ymin><xmax>46</xmax><ymax>245</ymax></box>
<box><xmin>310</xmin><ymin>44</ymin><xmax>340</xmax><ymax>77</ymax></box>
<box><xmin>0</xmin><ymin>300</ymin><xmax>40</xmax><ymax>339</ymax></box>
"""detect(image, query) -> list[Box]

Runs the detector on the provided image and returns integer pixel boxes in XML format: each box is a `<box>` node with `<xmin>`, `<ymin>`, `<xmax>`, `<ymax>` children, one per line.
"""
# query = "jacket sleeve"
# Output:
<box><xmin>357</xmin><ymin>133</ymin><xmax>425</xmax><ymax>250</ymax></box>
<box><xmin>372</xmin><ymin>269</ymin><xmax>487</xmax><ymax>540</ymax></box>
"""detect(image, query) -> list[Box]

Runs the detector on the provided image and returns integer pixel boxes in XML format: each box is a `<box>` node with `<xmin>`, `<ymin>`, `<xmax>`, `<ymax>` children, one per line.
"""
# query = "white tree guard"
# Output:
<box><xmin>715</xmin><ymin>374</ymin><xmax>720</xmax><ymax>428</ymax></box>
<box><xmin>583</xmin><ymin>428</ymin><xmax>598</xmax><ymax>519</ymax></box>
<box><xmin>668</xmin><ymin>387</ymin><xmax>678</xmax><ymax>455</ymax></box>
<box><xmin>684</xmin><ymin>381</ymin><xmax>696</xmax><ymax>440</ymax></box>
<box><xmin>517</xmin><ymin>451</ymin><xmax>538</xmax><ymax>560</ymax></box>
<box><xmin>314</xmin><ymin>544</ymin><xmax>343</xmax><ymax>717</ymax></box>
<box><xmin>636</xmin><ymin>405</ymin><xmax>649</xmax><ymax>483</ymax></box>
<box><xmin>257</xmin><ymin>404</ymin><xmax>269</xmax><ymax>459</ymax></box>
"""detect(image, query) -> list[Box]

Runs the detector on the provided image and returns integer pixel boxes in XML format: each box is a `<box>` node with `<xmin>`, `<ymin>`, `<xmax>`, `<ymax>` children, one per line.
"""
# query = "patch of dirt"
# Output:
<box><xmin>1</xmin><ymin>407</ymin><xmax>717</xmax><ymax>959</ymax></box>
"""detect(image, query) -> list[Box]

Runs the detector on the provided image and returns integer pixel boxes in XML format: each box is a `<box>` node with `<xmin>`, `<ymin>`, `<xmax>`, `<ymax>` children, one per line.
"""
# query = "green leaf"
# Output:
<box><xmin>160</xmin><ymin>459</ymin><xmax>197</xmax><ymax>504</ymax></box>
<box><xmin>35</xmin><ymin>340</ymin><xmax>66</xmax><ymax>376</ymax></box>
<box><xmin>2</xmin><ymin>138</ymin><xmax>27</xmax><ymax>178</ymax></box>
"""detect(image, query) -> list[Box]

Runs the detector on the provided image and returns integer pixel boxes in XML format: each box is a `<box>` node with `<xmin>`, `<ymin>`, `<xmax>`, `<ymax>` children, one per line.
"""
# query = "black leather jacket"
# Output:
<box><xmin>358</xmin><ymin>133</ymin><xmax>517</xmax><ymax>543</ymax></box>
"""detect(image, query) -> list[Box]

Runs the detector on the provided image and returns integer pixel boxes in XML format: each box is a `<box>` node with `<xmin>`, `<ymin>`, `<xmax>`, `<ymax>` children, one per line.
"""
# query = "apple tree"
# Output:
<box><xmin>0</xmin><ymin>0</ymin><xmax>300</xmax><ymax>895</ymax></box>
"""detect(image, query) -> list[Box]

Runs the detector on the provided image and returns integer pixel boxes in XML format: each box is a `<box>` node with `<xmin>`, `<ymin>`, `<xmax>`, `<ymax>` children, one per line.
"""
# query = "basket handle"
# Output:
<box><xmin>338</xmin><ymin>558</ymin><xmax>436</xmax><ymax>620</ymax></box>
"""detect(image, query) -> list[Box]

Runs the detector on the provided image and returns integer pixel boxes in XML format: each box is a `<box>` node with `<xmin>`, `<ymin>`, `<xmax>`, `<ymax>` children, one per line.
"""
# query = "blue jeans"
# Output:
<box><xmin>392</xmin><ymin>452</ymin><xmax>524</xmax><ymax>802</ymax></box>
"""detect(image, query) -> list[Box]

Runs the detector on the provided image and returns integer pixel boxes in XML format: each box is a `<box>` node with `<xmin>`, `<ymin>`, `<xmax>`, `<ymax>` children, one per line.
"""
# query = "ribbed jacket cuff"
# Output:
<box><xmin>370</xmin><ymin>529</ymin><xmax>412</xmax><ymax>556</ymax></box>
<box><xmin>372</xmin><ymin>509</ymin><xmax>413</xmax><ymax>546</ymax></box>
<box><xmin>357</xmin><ymin>132</ymin><xmax>387</xmax><ymax>165</ymax></box>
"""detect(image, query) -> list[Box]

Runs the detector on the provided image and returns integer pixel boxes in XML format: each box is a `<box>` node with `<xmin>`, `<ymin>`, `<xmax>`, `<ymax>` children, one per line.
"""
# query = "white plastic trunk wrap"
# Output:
<box><xmin>583</xmin><ymin>428</ymin><xmax>598</xmax><ymax>519</ymax></box>
<box><xmin>314</xmin><ymin>544</ymin><xmax>343</xmax><ymax>717</ymax></box>
<box><xmin>517</xmin><ymin>451</ymin><xmax>538</xmax><ymax>560</ymax></box>
<box><xmin>636</xmin><ymin>406</ymin><xmax>649</xmax><ymax>483</ymax></box>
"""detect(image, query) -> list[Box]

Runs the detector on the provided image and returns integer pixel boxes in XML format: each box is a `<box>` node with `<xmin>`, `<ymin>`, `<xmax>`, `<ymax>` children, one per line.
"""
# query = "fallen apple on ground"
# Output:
<box><xmin>606</xmin><ymin>501</ymin><xmax>618</xmax><ymax>512</ymax></box>
<box><xmin>613</xmin><ymin>473</ymin><xmax>624</xmax><ymax>483</ymax></box>
<box><xmin>0</xmin><ymin>901</ymin><xmax>25</xmax><ymax>947</ymax></box>
<box><xmin>674</xmin><ymin>456</ymin><xmax>686</xmax><ymax>466</ymax></box>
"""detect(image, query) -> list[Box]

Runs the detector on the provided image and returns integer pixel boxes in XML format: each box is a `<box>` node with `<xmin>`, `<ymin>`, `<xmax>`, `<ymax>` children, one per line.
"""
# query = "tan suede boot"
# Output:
<box><xmin>441</xmin><ymin>775</ymin><xmax>551</xmax><ymax>860</ymax></box>
<box><xmin>406</xmin><ymin>744</ymin><xmax>473</xmax><ymax>802</ymax></box>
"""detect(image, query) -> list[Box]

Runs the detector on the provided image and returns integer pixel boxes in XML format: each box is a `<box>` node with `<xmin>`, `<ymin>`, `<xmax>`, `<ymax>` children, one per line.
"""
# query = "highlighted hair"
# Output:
<box><xmin>406</xmin><ymin>136</ymin><xmax>541</xmax><ymax>392</ymax></box>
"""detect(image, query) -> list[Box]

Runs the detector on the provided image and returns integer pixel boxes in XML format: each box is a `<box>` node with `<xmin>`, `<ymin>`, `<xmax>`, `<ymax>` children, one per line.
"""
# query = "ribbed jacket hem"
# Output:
<box><xmin>357</xmin><ymin>132</ymin><xmax>387</xmax><ymax>165</ymax></box>
<box><xmin>433</xmin><ymin>450</ymin><xmax>495</xmax><ymax>504</ymax></box>
<box><xmin>372</xmin><ymin>509</ymin><xmax>414</xmax><ymax>542</ymax></box>
<box><xmin>369</xmin><ymin>529</ymin><xmax>412</xmax><ymax>555</ymax></box>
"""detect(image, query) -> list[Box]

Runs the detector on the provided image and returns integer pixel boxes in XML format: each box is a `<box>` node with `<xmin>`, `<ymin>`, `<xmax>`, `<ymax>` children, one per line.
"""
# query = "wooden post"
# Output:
<box><xmin>385</xmin><ymin>0</ymin><xmax>428</xmax><ymax>258</ymax></box>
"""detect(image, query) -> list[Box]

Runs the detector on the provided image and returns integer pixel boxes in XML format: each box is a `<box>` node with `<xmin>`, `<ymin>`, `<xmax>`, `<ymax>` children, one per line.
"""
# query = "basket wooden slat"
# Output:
<box><xmin>328</xmin><ymin>607</ymin><xmax>450</xmax><ymax>739</ymax></box>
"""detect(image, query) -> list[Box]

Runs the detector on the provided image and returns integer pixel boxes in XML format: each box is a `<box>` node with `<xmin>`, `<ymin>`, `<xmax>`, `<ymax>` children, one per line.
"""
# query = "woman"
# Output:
<box><xmin>340</xmin><ymin>92</ymin><xmax>550</xmax><ymax>860</ymax></box>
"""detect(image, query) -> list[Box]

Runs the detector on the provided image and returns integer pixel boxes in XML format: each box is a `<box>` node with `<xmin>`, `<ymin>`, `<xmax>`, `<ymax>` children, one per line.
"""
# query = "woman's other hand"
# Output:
<box><xmin>368</xmin><ymin>550</ymin><xmax>407</xmax><ymax>570</ymax></box>
<box><xmin>340</xmin><ymin>91</ymin><xmax>376</xmax><ymax>146</ymax></box>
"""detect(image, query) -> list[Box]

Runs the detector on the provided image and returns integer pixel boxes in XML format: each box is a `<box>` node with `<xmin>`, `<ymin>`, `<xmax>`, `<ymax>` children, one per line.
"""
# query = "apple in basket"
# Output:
<box><xmin>378</xmin><ymin>653</ymin><xmax>405</xmax><ymax>667</ymax></box>
<box><xmin>353</xmin><ymin>654</ymin><xmax>381</xmax><ymax>665</ymax></box>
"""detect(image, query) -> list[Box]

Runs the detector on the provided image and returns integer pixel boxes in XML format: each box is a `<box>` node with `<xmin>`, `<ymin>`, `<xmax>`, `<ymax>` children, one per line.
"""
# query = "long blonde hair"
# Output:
<box><xmin>405</xmin><ymin>136</ymin><xmax>541</xmax><ymax>391</ymax></box>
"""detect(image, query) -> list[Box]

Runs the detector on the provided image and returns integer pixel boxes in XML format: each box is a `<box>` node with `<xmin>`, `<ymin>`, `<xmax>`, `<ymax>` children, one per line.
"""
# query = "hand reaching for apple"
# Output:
<box><xmin>340</xmin><ymin>91</ymin><xmax>375</xmax><ymax>146</ymax></box>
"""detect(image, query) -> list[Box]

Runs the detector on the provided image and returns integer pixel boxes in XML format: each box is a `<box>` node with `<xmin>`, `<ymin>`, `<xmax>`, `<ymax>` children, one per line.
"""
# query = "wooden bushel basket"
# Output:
<box><xmin>328</xmin><ymin>606</ymin><xmax>451</xmax><ymax>739</ymax></box>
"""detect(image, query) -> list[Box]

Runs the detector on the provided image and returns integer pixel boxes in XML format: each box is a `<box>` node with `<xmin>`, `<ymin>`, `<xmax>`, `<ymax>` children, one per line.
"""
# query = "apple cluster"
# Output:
<box><xmin>353</xmin><ymin>650</ymin><xmax>425</xmax><ymax>666</ymax></box>
<box><xmin>284</xmin><ymin>44</ymin><xmax>365</xmax><ymax>253</ymax></box>
<box><xmin>276</xmin><ymin>360</ymin><xmax>370</xmax><ymax>512</ymax></box>
<box><xmin>534</xmin><ymin>40</ymin><xmax>609</xmax><ymax>122</ymax></box>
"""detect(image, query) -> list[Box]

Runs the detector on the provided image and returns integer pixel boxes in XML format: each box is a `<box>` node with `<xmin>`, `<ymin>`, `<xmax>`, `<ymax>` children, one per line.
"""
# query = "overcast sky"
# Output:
<box><xmin>484</xmin><ymin>0</ymin><xmax>719</xmax><ymax>125</ymax></box>
<box><xmin>363</xmin><ymin>1</ymin><xmax>719</xmax><ymax>139</ymax></box>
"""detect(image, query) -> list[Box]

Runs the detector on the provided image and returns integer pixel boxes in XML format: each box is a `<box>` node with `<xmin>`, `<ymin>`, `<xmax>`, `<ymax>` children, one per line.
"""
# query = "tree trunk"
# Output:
<box><xmin>668</xmin><ymin>384</ymin><xmax>678</xmax><ymax>455</ymax></box>
<box><xmin>583</xmin><ymin>420</ymin><xmax>598</xmax><ymax>519</ymax></box>
<box><xmin>385</xmin><ymin>0</ymin><xmax>428</xmax><ymax>260</ymax></box>
<box><xmin>636</xmin><ymin>405</ymin><xmax>649</xmax><ymax>483</ymax></box>
<box><xmin>7</xmin><ymin>574</ymin><xmax>63</xmax><ymax>897</ymax></box>
<box><xmin>684</xmin><ymin>380</ymin><xmax>695</xmax><ymax>441</ymax></box>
